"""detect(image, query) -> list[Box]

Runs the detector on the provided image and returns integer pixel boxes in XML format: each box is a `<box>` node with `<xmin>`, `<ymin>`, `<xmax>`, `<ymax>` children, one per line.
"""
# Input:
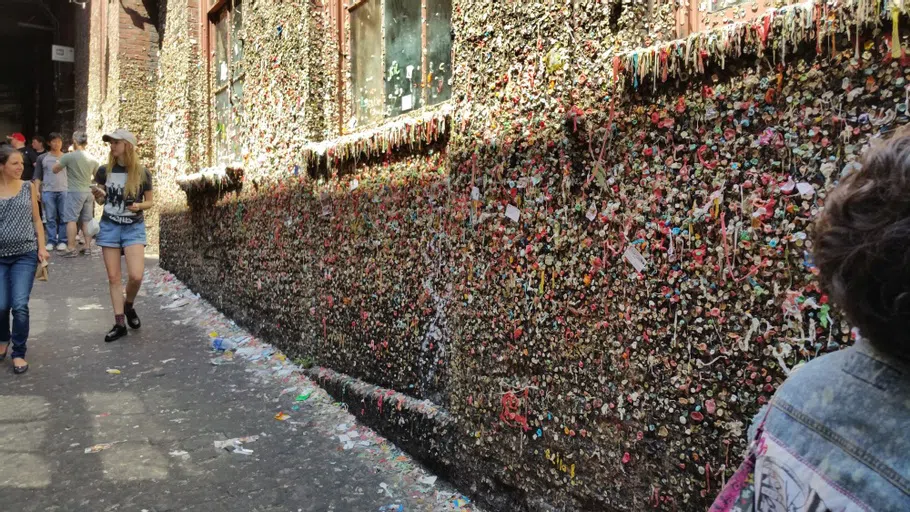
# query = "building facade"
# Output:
<box><xmin>78</xmin><ymin>0</ymin><xmax>904</xmax><ymax>509</ymax></box>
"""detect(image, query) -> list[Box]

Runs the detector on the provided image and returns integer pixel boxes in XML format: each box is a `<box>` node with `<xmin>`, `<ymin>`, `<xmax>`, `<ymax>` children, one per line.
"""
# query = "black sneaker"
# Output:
<box><xmin>125</xmin><ymin>307</ymin><xmax>141</xmax><ymax>329</ymax></box>
<box><xmin>105</xmin><ymin>324</ymin><xmax>128</xmax><ymax>342</ymax></box>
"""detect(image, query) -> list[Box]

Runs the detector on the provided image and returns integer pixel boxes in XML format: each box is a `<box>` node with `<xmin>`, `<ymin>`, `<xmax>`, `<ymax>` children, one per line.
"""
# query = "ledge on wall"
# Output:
<box><xmin>176</xmin><ymin>165</ymin><xmax>244</xmax><ymax>197</ymax></box>
<box><xmin>611</xmin><ymin>0</ymin><xmax>904</xmax><ymax>91</ymax></box>
<box><xmin>301</xmin><ymin>103</ymin><xmax>453</xmax><ymax>172</ymax></box>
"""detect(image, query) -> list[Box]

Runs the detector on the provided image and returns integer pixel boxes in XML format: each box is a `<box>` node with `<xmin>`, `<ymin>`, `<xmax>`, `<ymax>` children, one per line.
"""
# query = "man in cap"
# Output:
<box><xmin>6</xmin><ymin>132</ymin><xmax>36</xmax><ymax>181</ymax></box>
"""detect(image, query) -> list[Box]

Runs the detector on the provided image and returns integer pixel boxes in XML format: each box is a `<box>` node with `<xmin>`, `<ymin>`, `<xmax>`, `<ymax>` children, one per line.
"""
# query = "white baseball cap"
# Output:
<box><xmin>102</xmin><ymin>128</ymin><xmax>138</xmax><ymax>146</ymax></box>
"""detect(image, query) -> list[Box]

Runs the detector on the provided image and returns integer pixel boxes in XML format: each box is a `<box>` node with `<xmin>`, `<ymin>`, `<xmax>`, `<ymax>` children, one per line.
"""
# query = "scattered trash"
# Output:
<box><xmin>105</xmin><ymin>369</ymin><xmax>121</xmax><ymax>375</ymax></box>
<box><xmin>338</xmin><ymin>432</ymin><xmax>356</xmax><ymax>450</ymax></box>
<box><xmin>214</xmin><ymin>435</ymin><xmax>260</xmax><ymax>453</ymax></box>
<box><xmin>77</xmin><ymin>304</ymin><xmax>104</xmax><ymax>311</ymax></box>
<box><xmin>210</xmin><ymin>352</ymin><xmax>234</xmax><ymax>365</ymax></box>
<box><xmin>162</xmin><ymin>297</ymin><xmax>191</xmax><ymax>309</ymax></box>
<box><xmin>211</xmin><ymin>337</ymin><xmax>236</xmax><ymax>351</ymax></box>
<box><xmin>168</xmin><ymin>450</ymin><xmax>190</xmax><ymax>458</ymax></box>
<box><xmin>161</xmin><ymin>358</ymin><xmax>176</xmax><ymax>364</ymax></box>
<box><xmin>147</xmin><ymin>267</ymin><xmax>478</xmax><ymax>511</ymax></box>
<box><xmin>452</xmin><ymin>498</ymin><xmax>471</xmax><ymax>508</ymax></box>
<box><xmin>84</xmin><ymin>443</ymin><xmax>117</xmax><ymax>454</ymax></box>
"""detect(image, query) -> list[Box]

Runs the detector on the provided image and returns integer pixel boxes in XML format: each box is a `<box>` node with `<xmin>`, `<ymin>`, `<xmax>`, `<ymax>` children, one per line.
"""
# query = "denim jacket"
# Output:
<box><xmin>750</xmin><ymin>337</ymin><xmax>910</xmax><ymax>511</ymax></box>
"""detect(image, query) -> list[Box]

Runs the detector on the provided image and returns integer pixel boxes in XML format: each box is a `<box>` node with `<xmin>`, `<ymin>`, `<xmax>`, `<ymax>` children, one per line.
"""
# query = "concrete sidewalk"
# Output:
<box><xmin>0</xmin><ymin>253</ymin><xmax>473</xmax><ymax>512</ymax></box>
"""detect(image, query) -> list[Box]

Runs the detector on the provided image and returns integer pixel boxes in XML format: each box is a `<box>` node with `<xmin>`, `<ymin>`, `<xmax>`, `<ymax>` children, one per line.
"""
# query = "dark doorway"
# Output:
<box><xmin>0</xmin><ymin>0</ymin><xmax>77</xmax><ymax>141</ymax></box>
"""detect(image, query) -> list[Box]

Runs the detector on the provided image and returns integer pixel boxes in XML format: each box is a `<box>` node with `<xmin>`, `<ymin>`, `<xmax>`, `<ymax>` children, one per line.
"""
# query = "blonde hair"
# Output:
<box><xmin>107</xmin><ymin>141</ymin><xmax>146</xmax><ymax>199</ymax></box>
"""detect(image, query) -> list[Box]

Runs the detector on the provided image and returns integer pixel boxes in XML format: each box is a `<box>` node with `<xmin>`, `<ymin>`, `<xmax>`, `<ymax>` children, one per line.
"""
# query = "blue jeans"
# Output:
<box><xmin>96</xmin><ymin>220</ymin><xmax>147</xmax><ymax>248</ymax></box>
<box><xmin>42</xmin><ymin>191</ymin><xmax>67</xmax><ymax>245</ymax></box>
<box><xmin>0</xmin><ymin>251</ymin><xmax>38</xmax><ymax>359</ymax></box>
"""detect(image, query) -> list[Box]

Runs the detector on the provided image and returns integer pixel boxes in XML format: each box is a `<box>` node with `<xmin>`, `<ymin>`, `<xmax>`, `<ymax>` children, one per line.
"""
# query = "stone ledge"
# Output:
<box><xmin>302</xmin><ymin>365</ymin><xmax>542</xmax><ymax>512</ymax></box>
<box><xmin>176</xmin><ymin>165</ymin><xmax>244</xmax><ymax>195</ymax></box>
<box><xmin>301</xmin><ymin>103</ymin><xmax>453</xmax><ymax>170</ymax></box>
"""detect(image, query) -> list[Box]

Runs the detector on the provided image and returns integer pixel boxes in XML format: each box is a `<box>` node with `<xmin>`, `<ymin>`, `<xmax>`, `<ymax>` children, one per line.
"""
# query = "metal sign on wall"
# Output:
<box><xmin>51</xmin><ymin>45</ymin><xmax>74</xmax><ymax>63</ymax></box>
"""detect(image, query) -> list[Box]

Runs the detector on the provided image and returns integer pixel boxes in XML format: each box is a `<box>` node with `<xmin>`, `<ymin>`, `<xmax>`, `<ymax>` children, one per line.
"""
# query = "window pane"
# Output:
<box><xmin>230</xmin><ymin>78</ymin><xmax>244</xmax><ymax>159</ymax></box>
<box><xmin>232</xmin><ymin>0</ymin><xmax>243</xmax><ymax>78</ymax></box>
<box><xmin>426</xmin><ymin>0</ymin><xmax>452</xmax><ymax>105</ymax></box>
<box><xmin>214</xmin><ymin>11</ymin><xmax>229</xmax><ymax>89</ymax></box>
<box><xmin>351</xmin><ymin>0</ymin><xmax>383</xmax><ymax>125</ymax></box>
<box><xmin>384</xmin><ymin>0</ymin><xmax>421</xmax><ymax>117</ymax></box>
<box><xmin>214</xmin><ymin>88</ymin><xmax>231</xmax><ymax>164</ymax></box>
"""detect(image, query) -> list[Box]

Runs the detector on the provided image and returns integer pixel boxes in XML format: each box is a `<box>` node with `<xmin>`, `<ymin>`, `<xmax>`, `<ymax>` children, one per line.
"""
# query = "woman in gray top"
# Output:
<box><xmin>0</xmin><ymin>146</ymin><xmax>50</xmax><ymax>374</ymax></box>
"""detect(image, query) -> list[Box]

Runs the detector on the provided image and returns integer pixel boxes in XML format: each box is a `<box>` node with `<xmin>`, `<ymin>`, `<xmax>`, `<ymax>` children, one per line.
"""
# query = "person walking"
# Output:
<box><xmin>6</xmin><ymin>133</ymin><xmax>36</xmax><ymax>181</ymax></box>
<box><xmin>53</xmin><ymin>131</ymin><xmax>98</xmax><ymax>257</ymax></box>
<box><xmin>29</xmin><ymin>136</ymin><xmax>46</xmax><ymax>169</ymax></box>
<box><xmin>0</xmin><ymin>146</ymin><xmax>50</xmax><ymax>374</ymax></box>
<box><xmin>92</xmin><ymin>129</ymin><xmax>153</xmax><ymax>342</ymax></box>
<box><xmin>33</xmin><ymin>133</ymin><xmax>68</xmax><ymax>251</ymax></box>
<box><xmin>710</xmin><ymin>133</ymin><xmax>910</xmax><ymax>511</ymax></box>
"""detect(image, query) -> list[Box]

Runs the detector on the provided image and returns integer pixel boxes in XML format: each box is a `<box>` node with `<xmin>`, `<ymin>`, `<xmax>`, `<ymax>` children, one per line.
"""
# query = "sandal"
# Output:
<box><xmin>12</xmin><ymin>358</ymin><xmax>28</xmax><ymax>374</ymax></box>
<box><xmin>0</xmin><ymin>344</ymin><xmax>8</xmax><ymax>361</ymax></box>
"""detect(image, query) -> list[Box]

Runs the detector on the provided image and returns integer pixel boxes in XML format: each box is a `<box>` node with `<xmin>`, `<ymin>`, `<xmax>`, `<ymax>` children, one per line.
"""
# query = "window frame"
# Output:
<box><xmin>206</xmin><ymin>0</ymin><xmax>245</xmax><ymax>166</ymax></box>
<box><xmin>99</xmin><ymin>0</ymin><xmax>108</xmax><ymax>102</ymax></box>
<box><xmin>341</xmin><ymin>0</ymin><xmax>452</xmax><ymax>130</ymax></box>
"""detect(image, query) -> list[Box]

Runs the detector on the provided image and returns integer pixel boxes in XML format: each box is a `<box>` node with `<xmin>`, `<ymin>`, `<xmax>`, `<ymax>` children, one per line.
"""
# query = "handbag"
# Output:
<box><xmin>35</xmin><ymin>259</ymin><xmax>48</xmax><ymax>281</ymax></box>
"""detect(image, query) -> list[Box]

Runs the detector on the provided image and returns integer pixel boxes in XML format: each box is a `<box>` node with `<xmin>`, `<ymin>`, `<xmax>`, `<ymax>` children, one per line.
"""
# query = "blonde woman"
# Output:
<box><xmin>91</xmin><ymin>129</ymin><xmax>153</xmax><ymax>342</ymax></box>
<box><xmin>0</xmin><ymin>146</ymin><xmax>50</xmax><ymax>374</ymax></box>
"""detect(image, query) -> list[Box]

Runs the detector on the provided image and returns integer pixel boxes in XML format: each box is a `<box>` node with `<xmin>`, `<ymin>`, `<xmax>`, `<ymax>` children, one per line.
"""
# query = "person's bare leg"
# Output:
<box><xmin>66</xmin><ymin>221</ymin><xmax>78</xmax><ymax>252</ymax></box>
<box><xmin>123</xmin><ymin>245</ymin><xmax>145</xmax><ymax>303</ymax></box>
<box><xmin>79</xmin><ymin>221</ymin><xmax>94</xmax><ymax>253</ymax></box>
<box><xmin>102</xmin><ymin>247</ymin><xmax>125</xmax><ymax>315</ymax></box>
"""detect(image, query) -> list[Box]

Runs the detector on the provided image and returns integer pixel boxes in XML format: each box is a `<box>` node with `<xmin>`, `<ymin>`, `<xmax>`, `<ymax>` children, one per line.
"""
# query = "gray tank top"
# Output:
<box><xmin>0</xmin><ymin>181</ymin><xmax>38</xmax><ymax>257</ymax></box>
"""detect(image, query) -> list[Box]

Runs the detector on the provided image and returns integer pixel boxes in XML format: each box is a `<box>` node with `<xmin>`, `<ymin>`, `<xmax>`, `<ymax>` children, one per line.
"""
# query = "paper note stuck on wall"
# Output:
<box><xmin>623</xmin><ymin>246</ymin><xmax>647</xmax><ymax>272</ymax></box>
<box><xmin>505</xmin><ymin>205</ymin><xmax>521</xmax><ymax>222</ymax></box>
<box><xmin>402</xmin><ymin>95</ymin><xmax>413</xmax><ymax>111</ymax></box>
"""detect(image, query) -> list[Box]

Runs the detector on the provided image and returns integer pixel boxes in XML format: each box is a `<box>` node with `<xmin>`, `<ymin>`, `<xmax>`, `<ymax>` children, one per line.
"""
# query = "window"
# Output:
<box><xmin>99</xmin><ymin>0</ymin><xmax>109</xmax><ymax>101</ymax></box>
<box><xmin>348</xmin><ymin>0</ymin><xmax>453</xmax><ymax>127</ymax></box>
<box><xmin>208</xmin><ymin>0</ymin><xmax>244</xmax><ymax>164</ymax></box>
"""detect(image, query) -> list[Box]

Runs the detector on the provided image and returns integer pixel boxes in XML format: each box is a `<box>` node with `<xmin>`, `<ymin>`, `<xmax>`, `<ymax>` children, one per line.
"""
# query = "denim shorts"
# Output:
<box><xmin>63</xmin><ymin>191</ymin><xmax>94</xmax><ymax>223</ymax></box>
<box><xmin>96</xmin><ymin>220</ymin><xmax>147</xmax><ymax>249</ymax></box>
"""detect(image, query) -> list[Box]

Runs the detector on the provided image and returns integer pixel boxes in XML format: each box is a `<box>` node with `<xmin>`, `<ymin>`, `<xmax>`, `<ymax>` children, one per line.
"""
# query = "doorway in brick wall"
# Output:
<box><xmin>0</xmin><ymin>0</ymin><xmax>79</xmax><ymax>140</ymax></box>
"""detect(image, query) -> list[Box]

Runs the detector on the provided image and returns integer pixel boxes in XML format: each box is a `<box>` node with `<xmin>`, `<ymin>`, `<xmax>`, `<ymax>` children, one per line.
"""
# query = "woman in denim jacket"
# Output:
<box><xmin>712</xmin><ymin>133</ymin><xmax>910</xmax><ymax>511</ymax></box>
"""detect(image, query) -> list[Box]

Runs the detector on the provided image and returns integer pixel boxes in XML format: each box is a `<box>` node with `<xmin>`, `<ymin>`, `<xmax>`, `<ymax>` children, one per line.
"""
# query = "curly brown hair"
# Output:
<box><xmin>812</xmin><ymin>131</ymin><xmax>910</xmax><ymax>355</ymax></box>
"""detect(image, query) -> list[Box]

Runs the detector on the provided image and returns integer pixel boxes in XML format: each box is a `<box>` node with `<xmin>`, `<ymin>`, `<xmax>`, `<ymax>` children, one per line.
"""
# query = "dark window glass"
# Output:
<box><xmin>214</xmin><ymin>11</ymin><xmax>229</xmax><ymax>89</ymax></box>
<box><xmin>351</xmin><ymin>0</ymin><xmax>383</xmax><ymax>125</ymax></box>
<box><xmin>232</xmin><ymin>0</ymin><xmax>243</xmax><ymax>78</ymax></box>
<box><xmin>384</xmin><ymin>0</ymin><xmax>422</xmax><ymax>118</ymax></box>
<box><xmin>214</xmin><ymin>88</ymin><xmax>231</xmax><ymax>163</ymax></box>
<box><xmin>211</xmin><ymin>0</ymin><xmax>243</xmax><ymax>164</ymax></box>
<box><xmin>426</xmin><ymin>0</ymin><xmax>452</xmax><ymax>105</ymax></box>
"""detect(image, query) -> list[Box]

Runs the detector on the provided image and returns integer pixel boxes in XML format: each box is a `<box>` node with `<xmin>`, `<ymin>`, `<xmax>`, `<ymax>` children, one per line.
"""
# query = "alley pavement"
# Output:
<box><xmin>0</xmin><ymin>253</ymin><xmax>471</xmax><ymax>512</ymax></box>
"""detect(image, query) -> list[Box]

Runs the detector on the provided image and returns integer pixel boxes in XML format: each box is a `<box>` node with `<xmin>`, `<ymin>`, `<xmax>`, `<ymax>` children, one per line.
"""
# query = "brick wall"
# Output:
<box><xmin>84</xmin><ymin>0</ymin><xmax>162</xmax><ymax>251</ymax></box>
